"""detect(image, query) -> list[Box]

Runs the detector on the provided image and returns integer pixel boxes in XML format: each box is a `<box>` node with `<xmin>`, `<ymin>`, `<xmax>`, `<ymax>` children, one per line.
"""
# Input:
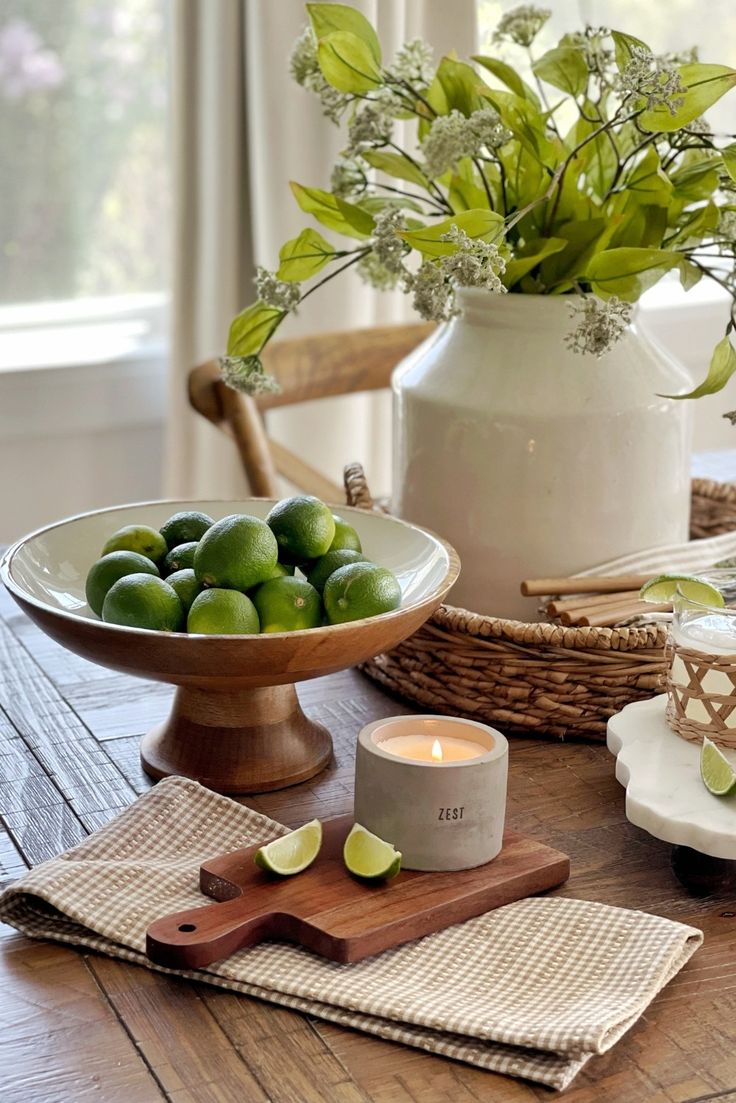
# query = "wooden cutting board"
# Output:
<box><xmin>146</xmin><ymin>816</ymin><xmax>569</xmax><ymax>968</ymax></box>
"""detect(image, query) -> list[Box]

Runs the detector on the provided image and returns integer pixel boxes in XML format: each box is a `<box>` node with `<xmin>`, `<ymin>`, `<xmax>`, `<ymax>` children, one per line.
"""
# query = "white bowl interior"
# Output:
<box><xmin>7</xmin><ymin>500</ymin><xmax>452</xmax><ymax>621</ymax></box>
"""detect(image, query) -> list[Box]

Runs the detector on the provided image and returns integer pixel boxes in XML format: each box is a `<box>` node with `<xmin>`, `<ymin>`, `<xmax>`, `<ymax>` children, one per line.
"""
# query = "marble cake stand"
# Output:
<box><xmin>607</xmin><ymin>695</ymin><xmax>736</xmax><ymax>892</ymax></box>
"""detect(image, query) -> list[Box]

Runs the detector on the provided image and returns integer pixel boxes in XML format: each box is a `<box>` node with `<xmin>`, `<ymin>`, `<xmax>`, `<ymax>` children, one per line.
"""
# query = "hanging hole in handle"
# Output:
<box><xmin>178</xmin><ymin>923</ymin><xmax>196</xmax><ymax>932</ymax></box>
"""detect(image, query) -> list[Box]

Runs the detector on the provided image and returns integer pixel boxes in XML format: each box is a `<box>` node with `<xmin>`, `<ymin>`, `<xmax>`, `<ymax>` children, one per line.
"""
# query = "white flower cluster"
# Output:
<box><xmin>219</xmin><ymin>356</ymin><xmax>282</xmax><ymax>396</ymax></box>
<box><xmin>439</xmin><ymin>225</ymin><xmax>507</xmax><ymax>293</ymax></box>
<box><xmin>371</xmin><ymin>207</ymin><xmax>409</xmax><ymax>272</ymax></box>
<box><xmin>357</xmin><ymin>251</ymin><xmax>403</xmax><ymax>291</ymax></box>
<box><xmin>347</xmin><ymin>102</ymin><xmax>393</xmax><ymax>153</ymax></box>
<box><xmin>421</xmin><ymin>108</ymin><xmax>512</xmax><ymax>178</ymax></box>
<box><xmin>718</xmin><ymin>209</ymin><xmax>736</xmax><ymax>247</ymax></box>
<box><xmin>386</xmin><ymin>38</ymin><xmax>434</xmax><ymax>89</ymax></box>
<box><xmin>330</xmin><ymin>156</ymin><xmax>367</xmax><ymax>199</ymax></box>
<box><xmin>564</xmin><ymin>295</ymin><xmax>632</xmax><ymax>358</ymax></box>
<box><xmin>403</xmin><ymin>228</ymin><xmax>507</xmax><ymax>322</ymax></box>
<box><xmin>255</xmin><ymin>267</ymin><xmax>301</xmax><ymax>312</ymax></box>
<box><xmin>357</xmin><ymin>208</ymin><xmax>411</xmax><ymax>291</ymax></box>
<box><xmin>289</xmin><ymin>27</ymin><xmax>349</xmax><ymax>124</ymax></box>
<box><xmin>493</xmin><ymin>5</ymin><xmax>551</xmax><ymax>48</ymax></box>
<box><xmin>407</xmin><ymin>263</ymin><xmax>456</xmax><ymax>322</ymax></box>
<box><xmin>617</xmin><ymin>46</ymin><xmax>685</xmax><ymax>116</ymax></box>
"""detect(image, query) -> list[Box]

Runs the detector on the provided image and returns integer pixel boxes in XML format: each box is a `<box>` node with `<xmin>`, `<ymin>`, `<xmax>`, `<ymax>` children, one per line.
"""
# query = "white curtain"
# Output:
<box><xmin>166</xmin><ymin>0</ymin><xmax>478</xmax><ymax>500</ymax></box>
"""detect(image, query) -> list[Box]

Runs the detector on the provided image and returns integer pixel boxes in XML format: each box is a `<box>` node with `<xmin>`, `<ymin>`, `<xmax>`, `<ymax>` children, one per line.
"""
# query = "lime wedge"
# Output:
<box><xmin>343</xmin><ymin>823</ymin><xmax>401</xmax><ymax>881</ymax></box>
<box><xmin>639</xmin><ymin>574</ymin><xmax>725</xmax><ymax>607</ymax></box>
<box><xmin>254</xmin><ymin>819</ymin><xmax>322</xmax><ymax>875</ymax></box>
<box><xmin>700</xmin><ymin>737</ymin><xmax>736</xmax><ymax>796</ymax></box>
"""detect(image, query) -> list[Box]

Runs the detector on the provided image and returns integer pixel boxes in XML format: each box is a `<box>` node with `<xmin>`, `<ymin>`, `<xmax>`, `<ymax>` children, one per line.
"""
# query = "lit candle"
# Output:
<box><xmin>379</xmin><ymin>734</ymin><xmax>484</xmax><ymax>763</ymax></box>
<box><xmin>354</xmin><ymin>715</ymin><xmax>508</xmax><ymax>871</ymax></box>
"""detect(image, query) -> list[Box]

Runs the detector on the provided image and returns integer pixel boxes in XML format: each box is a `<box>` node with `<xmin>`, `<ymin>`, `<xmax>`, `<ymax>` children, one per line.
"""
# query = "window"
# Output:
<box><xmin>0</xmin><ymin>0</ymin><xmax>170</xmax><ymax>368</ymax></box>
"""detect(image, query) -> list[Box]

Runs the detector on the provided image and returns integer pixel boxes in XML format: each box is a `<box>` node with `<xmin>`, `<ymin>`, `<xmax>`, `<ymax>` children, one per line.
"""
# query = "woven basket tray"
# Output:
<box><xmin>343</xmin><ymin>464</ymin><xmax>736</xmax><ymax>741</ymax></box>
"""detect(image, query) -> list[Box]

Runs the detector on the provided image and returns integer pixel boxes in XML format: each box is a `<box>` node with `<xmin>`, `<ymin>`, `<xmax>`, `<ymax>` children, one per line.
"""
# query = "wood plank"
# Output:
<box><xmin>0</xmin><ymin>617</ymin><xmax>137</xmax><ymax>825</ymax></box>
<box><xmin>203</xmin><ymin>992</ymin><xmax>371</xmax><ymax>1103</ymax></box>
<box><xmin>0</xmin><ymin>934</ymin><xmax>166</xmax><ymax>1103</ymax></box>
<box><xmin>87</xmin><ymin>956</ymin><xmax>271</xmax><ymax>1102</ymax></box>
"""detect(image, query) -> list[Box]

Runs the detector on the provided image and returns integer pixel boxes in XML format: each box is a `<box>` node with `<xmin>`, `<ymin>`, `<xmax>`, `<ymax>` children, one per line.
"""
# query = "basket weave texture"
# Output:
<box><xmin>344</xmin><ymin>464</ymin><xmax>736</xmax><ymax>742</ymax></box>
<box><xmin>666</xmin><ymin>639</ymin><xmax>736</xmax><ymax>749</ymax></box>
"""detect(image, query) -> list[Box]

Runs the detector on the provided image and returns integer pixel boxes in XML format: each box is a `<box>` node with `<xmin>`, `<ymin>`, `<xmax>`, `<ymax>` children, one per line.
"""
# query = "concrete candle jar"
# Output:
<box><xmin>354</xmin><ymin>715</ymin><xmax>508</xmax><ymax>871</ymax></box>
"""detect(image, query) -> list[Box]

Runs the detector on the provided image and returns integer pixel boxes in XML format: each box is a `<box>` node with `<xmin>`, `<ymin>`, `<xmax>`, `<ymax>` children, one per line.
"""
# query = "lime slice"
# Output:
<box><xmin>343</xmin><ymin>823</ymin><xmax>401</xmax><ymax>881</ymax></box>
<box><xmin>639</xmin><ymin>574</ymin><xmax>725</xmax><ymax>607</ymax></box>
<box><xmin>254</xmin><ymin>819</ymin><xmax>322</xmax><ymax>875</ymax></box>
<box><xmin>700</xmin><ymin>736</ymin><xmax>736</xmax><ymax>796</ymax></box>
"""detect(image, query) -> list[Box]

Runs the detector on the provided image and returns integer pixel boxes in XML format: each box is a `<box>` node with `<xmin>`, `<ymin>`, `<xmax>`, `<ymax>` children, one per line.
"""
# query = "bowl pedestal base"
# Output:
<box><xmin>140</xmin><ymin>684</ymin><xmax>333</xmax><ymax>794</ymax></box>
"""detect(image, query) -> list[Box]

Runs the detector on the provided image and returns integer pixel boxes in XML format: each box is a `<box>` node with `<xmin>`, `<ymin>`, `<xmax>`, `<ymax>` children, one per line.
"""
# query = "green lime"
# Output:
<box><xmin>305</xmin><ymin>549</ymin><xmax>365</xmax><ymax>594</ymax></box>
<box><xmin>266</xmin><ymin>496</ymin><xmax>335</xmax><ymax>563</ymax></box>
<box><xmin>162</xmin><ymin>541</ymin><xmax>199</xmax><ymax>576</ymax></box>
<box><xmin>193</xmin><ymin>514</ymin><xmax>278</xmax><ymax>591</ymax></box>
<box><xmin>160</xmin><ymin>510</ymin><xmax>214</xmax><ymax>550</ymax></box>
<box><xmin>254</xmin><ymin>819</ymin><xmax>323</xmax><ymax>876</ymax></box>
<box><xmin>700</xmin><ymin>736</ymin><xmax>736</xmax><ymax>796</ymax></box>
<box><xmin>323</xmin><ymin>562</ymin><xmax>401</xmax><ymax>625</ymax></box>
<box><xmin>252</xmin><ymin>577</ymin><xmax>322</xmax><ymax>633</ymax></box>
<box><xmin>266</xmin><ymin>560</ymin><xmax>295</xmax><ymax>581</ymax></box>
<box><xmin>328</xmin><ymin>514</ymin><xmax>362</xmax><ymax>553</ymax></box>
<box><xmin>343</xmin><ymin>823</ymin><xmax>401</xmax><ymax>881</ymax></box>
<box><xmin>101</xmin><ymin>574</ymin><xmax>184</xmax><ymax>632</ymax></box>
<box><xmin>187</xmin><ymin>588</ymin><xmax>260</xmax><ymax>634</ymax></box>
<box><xmin>639</xmin><ymin>574</ymin><xmax>725</xmax><ymax>607</ymax></box>
<box><xmin>85</xmin><ymin>551</ymin><xmax>160</xmax><ymax>617</ymax></box>
<box><xmin>166</xmin><ymin>568</ymin><xmax>202</xmax><ymax>613</ymax></box>
<box><xmin>102</xmin><ymin>524</ymin><xmax>167</xmax><ymax>564</ymax></box>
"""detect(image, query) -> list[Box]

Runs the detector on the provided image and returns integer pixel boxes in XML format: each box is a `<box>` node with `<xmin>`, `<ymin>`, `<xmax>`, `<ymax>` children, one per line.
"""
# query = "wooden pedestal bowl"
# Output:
<box><xmin>1</xmin><ymin>499</ymin><xmax>459</xmax><ymax>794</ymax></box>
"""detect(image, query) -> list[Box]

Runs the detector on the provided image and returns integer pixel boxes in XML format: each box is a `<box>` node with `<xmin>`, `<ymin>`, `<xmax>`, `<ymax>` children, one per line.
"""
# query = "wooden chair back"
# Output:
<box><xmin>188</xmin><ymin>322</ymin><xmax>434</xmax><ymax>499</ymax></box>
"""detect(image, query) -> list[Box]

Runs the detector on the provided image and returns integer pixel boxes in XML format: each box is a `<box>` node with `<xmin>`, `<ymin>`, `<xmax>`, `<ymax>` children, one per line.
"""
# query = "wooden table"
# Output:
<box><xmin>2</xmin><ymin>583</ymin><xmax>736</xmax><ymax>1103</ymax></box>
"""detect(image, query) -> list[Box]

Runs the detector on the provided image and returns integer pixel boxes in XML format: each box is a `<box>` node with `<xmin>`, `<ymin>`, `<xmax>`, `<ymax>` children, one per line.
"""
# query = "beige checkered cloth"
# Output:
<box><xmin>0</xmin><ymin>777</ymin><xmax>702</xmax><ymax>1091</ymax></box>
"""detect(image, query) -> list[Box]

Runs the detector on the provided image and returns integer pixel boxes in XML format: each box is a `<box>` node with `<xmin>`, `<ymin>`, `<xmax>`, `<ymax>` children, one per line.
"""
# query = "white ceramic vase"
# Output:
<box><xmin>392</xmin><ymin>290</ymin><xmax>693</xmax><ymax>620</ymax></box>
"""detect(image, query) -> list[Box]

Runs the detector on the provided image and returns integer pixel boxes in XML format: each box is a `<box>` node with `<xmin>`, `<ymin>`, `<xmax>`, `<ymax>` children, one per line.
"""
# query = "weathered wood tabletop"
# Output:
<box><xmin>1</xmin><ymin>578</ymin><xmax>736</xmax><ymax>1103</ymax></box>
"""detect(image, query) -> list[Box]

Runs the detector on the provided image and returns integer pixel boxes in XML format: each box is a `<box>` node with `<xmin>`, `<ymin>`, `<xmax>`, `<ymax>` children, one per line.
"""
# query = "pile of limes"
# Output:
<box><xmin>85</xmin><ymin>496</ymin><xmax>402</xmax><ymax>634</ymax></box>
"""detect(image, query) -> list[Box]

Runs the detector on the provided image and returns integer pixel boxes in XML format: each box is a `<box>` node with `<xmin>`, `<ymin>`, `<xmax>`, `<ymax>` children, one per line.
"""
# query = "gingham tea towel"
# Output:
<box><xmin>0</xmin><ymin>777</ymin><xmax>702</xmax><ymax>1091</ymax></box>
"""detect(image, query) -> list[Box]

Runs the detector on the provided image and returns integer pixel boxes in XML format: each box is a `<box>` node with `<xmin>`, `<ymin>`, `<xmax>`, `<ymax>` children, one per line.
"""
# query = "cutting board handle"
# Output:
<box><xmin>146</xmin><ymin>896</ymin><xmax>276</xmax><ymax>969</ymax></box>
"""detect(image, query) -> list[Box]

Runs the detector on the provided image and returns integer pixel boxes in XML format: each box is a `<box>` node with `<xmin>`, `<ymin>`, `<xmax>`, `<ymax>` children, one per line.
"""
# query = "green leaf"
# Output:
<box><xmin>663</xmin><ymin>335</ymin><xmax>736</xmax><ymax>399</ymax></box>
<box><xmin>678</xmin><ymin>259</ymin><xmax>703</xmax><ymax>292</ymax></box>
<box><xmin>335</xmin><ymin>196</ymin><xmax>375</xmax><ymax>235</ymax></box>
<box><xmin>539</xmin><ymin>219</ymin><xmax>606</xmax><ymax>286</ymax></box>
<box><xmin>317</xmin><ymin>30</ymin><xmax>381</xmax><ymax>93</ymax></box>
<box><xmin>480</xmin><ymin>89</ymin><xmax>555</xmax><ymax>168</ymax></box>
<box><xmin>532</xmin><ymin>46</ymin><xmax>588</xmax><ymax>97</ymax></box>
<box><xmin>434</xmin><ymin>56</ymin><xmax>485</xmax><ymax>116</ymax></box>
<box><xmin>277</xmin><ymin>229</ymin><xmax>335</xmax><ymax>281</ymax></box>
<box><xmin>290</xmin><ymin>182</ymin><xmax>373</xmax><ymax>239</ymax></box>
<box><xmin>472</xmin><ymin>55</ymin><xmax>541</xmax><ymax>107</ymax></box>
<box><xmin>504</xmin><ymin>238</ymin><xmax>567</xmax><ymax>288</ymax></box>
<box><xmin>723</xmin><ymin>143</ymin><xmax>736</xmax><ymax>183</ymax></box>
<box><xmin>622</xmin><ymin>147</ymin><xmax>673</xmax><ymax>207</ymax></box>
<box><xmin>227</xmin><ymin>302</ymin><xmax>285</xmax><ymax>357</ymax></box>
<box><xmin>610</xmin><ymin>30</ymin><xmax>650</xmax><ymax>72</ymax></box>
<box><xmin>448</xmin><ymin>163</ymin><xmax>494</xmax><ymax>212</ymax></box>
<box><xmin>399</xmin><ymin>209</ymin><xmax>504</xmax><ymax>257</ymax></box>
<box><xmin>640</xmin><ymin>64</ymin><xmax>736</xmax><ymax>133</ymax></box>
<box><xmin>306</xmin><ymin>3</ymin><xmax>381</xmax><ymax>63</ymax></box>
<box><xmin>586</xmin><ymin>247</ymin><xmax>681</xmax><ymax>300</ymax></box>
<box><xmin>361</xmin><ymin>149</ymin><xmax>430</xmax><ymax>189</ymax></box>
<box><xmin>666</xmin><ymin>201</ymin><xmax>719</xmax><ymax>247</ymax></box>
<box><xmin>670</xmin><ymin>154</ymin><xmax>720</xmax><ymax>201</ymax></box>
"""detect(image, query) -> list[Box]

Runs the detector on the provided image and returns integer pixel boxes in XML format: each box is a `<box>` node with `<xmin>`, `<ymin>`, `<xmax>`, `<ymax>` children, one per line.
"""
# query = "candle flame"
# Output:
<box><xmin>431</xmin><ymin>739</ymin><xmax>443</xmax><ymax>762</ymax></box>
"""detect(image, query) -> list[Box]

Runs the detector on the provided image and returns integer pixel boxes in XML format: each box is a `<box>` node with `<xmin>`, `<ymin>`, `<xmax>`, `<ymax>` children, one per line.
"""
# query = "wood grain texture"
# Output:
<box><xmin>2</xmin><ymin>543</ymin><xmax>736</xmax><ymax>1102</ymax></box>
<box><xmin>146</xmin><ymin>816</ymin><xmax>568</xmax><ymax>968</ymax></box>
<box><xmin>188</xmin><ymin>322</ymin><xmax>434</xmax><ymax>497</ymax></box>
